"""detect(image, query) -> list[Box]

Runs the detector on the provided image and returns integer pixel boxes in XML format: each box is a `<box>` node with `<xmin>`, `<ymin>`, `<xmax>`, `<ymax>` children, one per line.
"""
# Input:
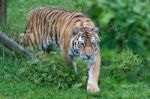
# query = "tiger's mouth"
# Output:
<box><xmin>80</xmin><ymin>54</ymin><xmax>94</xmax><ymax>60</ymax></box>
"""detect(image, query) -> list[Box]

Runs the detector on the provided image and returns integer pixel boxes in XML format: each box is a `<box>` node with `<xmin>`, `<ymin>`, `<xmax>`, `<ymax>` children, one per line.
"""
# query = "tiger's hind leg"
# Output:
<box><xmin>42</xmin><ymin>39</ymin><xmax>59</xmax><ymax>53</ymax></box>
<box><xmin>44</xmin><ymin>44</ymin><xmax>58</xmax><ymax>53</ymax></box>
<box><xmin>19</xmin><ymin>32</ymin><xmax>32</xmax><ymax>47</ymax></box>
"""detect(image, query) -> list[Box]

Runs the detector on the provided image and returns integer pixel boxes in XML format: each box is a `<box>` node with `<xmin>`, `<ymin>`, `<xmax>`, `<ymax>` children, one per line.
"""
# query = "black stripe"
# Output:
<box><xmin>67</xmin><ymin>13</ymin><xmax>84</xmax><ymax>27</ymax></box>
<box><xmin>54</xmin><ymin>11</ymin><xmax>64</xmax><ymax>40</ymax></box>
<box><xmin>49</xmin><ymin>10</ymin><xmax>60</xmax><ymax>42</ymax></box>
<box><xmin>39</xmin><ymin>8</ymin><xmax>50</xmax><ymax>50</ymax></box>
<box><xmin>46</xmin><ymin>10</ymin><xmax>59</xmax><ymax>41</ymax></box>
<box><xmin>43</xmin><ymin>9</ymin><xmax>54</xmax><ymax>47</ymax></box>
<box><xmin>38</xmin><ymin>9</ymin><xmax>46</xmax><ymax>48</ymax></box>
<box><xmin>31</xmin><ymin>11</ymin><xmax>38</xmax><ymax>49</ymax></box>
<box><xmin>35</xmin><ymin>10</ymin><xmax>41</xmax><ymax>49</ymax></box>
<box><xmin>58</xmin><ymin>12</ymin><xmax>71</xmax><ymax>39</ymax></box>
<box><xmin>28</xmin><ymin>34</ymin><xmax>36</xmax><ymax>49</ymax></box>
<box><xmin>63</xmin><ymin>13</ymin><xmax>84</xmax><ymax>34</ymax></box>
<box><xmin>53</xmin><ymin>11</ymin><xmax>66</xmax><ymax>47</ymax></box>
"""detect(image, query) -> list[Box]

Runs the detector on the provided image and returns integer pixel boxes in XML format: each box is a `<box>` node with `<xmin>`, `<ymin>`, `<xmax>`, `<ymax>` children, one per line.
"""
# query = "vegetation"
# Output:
<box><xmin>0</xmin><ymin>0</ymin><xmax>149</xmax><ymax>98</ymax></box>
<box><xmin>76</xmin><ymin>0</ymin><xmax>150</xmax><ymax>54</ymax></box>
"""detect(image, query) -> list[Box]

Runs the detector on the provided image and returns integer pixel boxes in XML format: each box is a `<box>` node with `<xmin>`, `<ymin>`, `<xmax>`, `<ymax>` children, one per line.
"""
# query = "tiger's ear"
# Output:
<box><xmin>93</xmin><ymin>27</ymin><xmax>99</xmax><ymax>33</ymax></box>
<box><xmin>72</xmin><ymin>27</ymin><xmax>78</xmax><ymax>36</ymax></box>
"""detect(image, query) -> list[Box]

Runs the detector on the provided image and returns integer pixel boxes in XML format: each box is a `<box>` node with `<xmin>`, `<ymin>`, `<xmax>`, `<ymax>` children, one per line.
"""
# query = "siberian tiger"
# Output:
<box><xmin>20</xmin><ymin>7</ymin><xmax>101</xmax><ymax>93</ymax></box>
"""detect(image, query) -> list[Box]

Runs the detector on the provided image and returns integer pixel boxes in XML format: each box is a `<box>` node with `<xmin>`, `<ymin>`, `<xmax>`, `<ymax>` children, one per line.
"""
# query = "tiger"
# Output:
<box><xmin>20</xmin><ymin>7</ymin><xmax>101</xmax><ymax>93</ymax></box>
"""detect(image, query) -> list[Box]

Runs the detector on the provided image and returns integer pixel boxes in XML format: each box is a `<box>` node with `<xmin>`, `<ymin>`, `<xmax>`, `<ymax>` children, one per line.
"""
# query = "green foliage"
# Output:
<box><xmin>101</xmin><ymin>49</ymin><xmax>144</xmax><ymax>82</ymax></box>
<box><xmin>0</xmin><ymin>51</ymin><xmax>86</xmax><ymax>89</ymax></box>
<box><xmin>77</xmin><ymin>0</ymin><xmax>150</xmax><ymax>54</ymax></box>
<box><xmin>24</xmin><ymin>53</ymin><xmax>86</xmax><ymax>89</ymax></box>
<box><xmin>0</xmin><ymin>0</ymin><xmax>150</xmax><ymax>98</ymax></box>
<box><xmin>1</xmin><ymin>49</ymin><xmax>150</xmax><ymax>98</ymax></box>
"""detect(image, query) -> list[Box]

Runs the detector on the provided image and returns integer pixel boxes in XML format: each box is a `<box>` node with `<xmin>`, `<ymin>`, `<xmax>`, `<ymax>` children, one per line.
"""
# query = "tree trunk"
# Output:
<box><xmin>0</xmin><ymin>0</ymin><xmax>7</xmax><ymax>24</ymax></box>
<box><xmin>0</xmin><ymin>32</ymin><xmax>38</xmax><ymax>60</ymax></box>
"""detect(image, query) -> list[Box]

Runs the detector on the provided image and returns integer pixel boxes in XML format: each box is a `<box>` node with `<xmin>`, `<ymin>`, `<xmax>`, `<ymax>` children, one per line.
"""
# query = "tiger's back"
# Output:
<box><xmin>20</xmin><ymin>7</ymin><xmax>94</xmax><ymax>51</ymax></box>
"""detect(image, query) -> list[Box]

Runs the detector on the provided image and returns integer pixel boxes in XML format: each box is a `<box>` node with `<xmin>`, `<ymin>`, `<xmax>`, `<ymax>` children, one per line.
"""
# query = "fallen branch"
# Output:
<box><xmin>0</xmin><ymin>43</ymin><xmax>15</xmax><ymax>55</ymax></box>
<box><xmin>0</xmin><ymin>32</ymin><xmax>38</xmax><ymax>60</ymax></box>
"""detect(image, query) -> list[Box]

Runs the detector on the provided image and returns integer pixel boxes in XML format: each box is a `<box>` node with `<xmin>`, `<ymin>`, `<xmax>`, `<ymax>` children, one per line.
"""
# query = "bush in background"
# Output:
<box><xmin>76</xmin><ymin>0</ymin><xmax>150</xmax><ymax>55</ymax></box>
<box><xmin>101</xmin><ymin>49</ymin><xmax>144</xmax><ymax>83</ymax></box>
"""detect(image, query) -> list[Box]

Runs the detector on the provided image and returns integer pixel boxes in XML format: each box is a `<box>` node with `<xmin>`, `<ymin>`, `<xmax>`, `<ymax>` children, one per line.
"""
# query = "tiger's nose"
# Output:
<box><xmin>86</xmin><ymin>55</ymin><xmax>92</xmax><ymax>59</ymax></box>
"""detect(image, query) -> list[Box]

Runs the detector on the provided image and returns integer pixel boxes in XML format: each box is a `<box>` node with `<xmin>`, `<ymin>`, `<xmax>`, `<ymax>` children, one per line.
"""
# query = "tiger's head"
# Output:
<box><xmin>70</xmin><ymin>27</ymin><xmax>100</xmax><ymax>60</ymax></box>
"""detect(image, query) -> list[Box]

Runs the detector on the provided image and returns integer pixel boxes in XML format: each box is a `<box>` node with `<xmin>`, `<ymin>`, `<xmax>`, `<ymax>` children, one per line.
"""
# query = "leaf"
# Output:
<box><xmin>99</xmin><ymin>11</ymin><xmax>114</xmax><ymax>26</ymax></box>
<box><xmin>72</xmin><ymin>83</ymin><xmax>82</xmax><ymax>89</ymax></box>
<box><xmin>133</xmin><ymin>4</ymin><xmax>142</xmax><ymax>14</ymax></box>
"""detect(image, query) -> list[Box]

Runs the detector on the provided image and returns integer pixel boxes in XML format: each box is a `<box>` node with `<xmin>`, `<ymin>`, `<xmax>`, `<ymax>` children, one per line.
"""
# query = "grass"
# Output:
<box><xmin>0</xmin><ymin>0</ymin><xmax>150</xmax><ymax>99</ymax></box>
<box><xmin>0</xmin><ymin>80</ymin><xmax>87</xmax><ymax>99</ymax></box>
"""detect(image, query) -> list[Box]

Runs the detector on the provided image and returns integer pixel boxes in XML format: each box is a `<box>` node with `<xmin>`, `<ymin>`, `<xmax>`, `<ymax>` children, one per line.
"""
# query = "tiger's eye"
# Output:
<box><xmin>79</xmin><ymin>38</ymin><xmax>84</xmax><ymax>45</ymax></box>
<box><xmin>79</xmin><ymin>41</ymin><xmax>84</xmax><ymax>45</ymax></box>
<box><xmin>91</xmin><ymin>39</ymin><xmax>96</xmax><ymax>45</ymax></box>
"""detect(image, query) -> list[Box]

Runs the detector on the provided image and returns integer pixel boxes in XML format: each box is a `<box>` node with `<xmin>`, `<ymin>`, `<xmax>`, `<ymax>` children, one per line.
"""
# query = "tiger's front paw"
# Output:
<box><xmin>87</xmin><ymin>83</ymin><xmax>100</xmax><ymax>93</ymax></box>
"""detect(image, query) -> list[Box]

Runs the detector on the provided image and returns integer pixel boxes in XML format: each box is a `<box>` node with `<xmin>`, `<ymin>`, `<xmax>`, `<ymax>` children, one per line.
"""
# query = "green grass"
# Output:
<box><xmin>0</xmin><ymin>76</ymin><xmax>150</xmax><ymax>99</ymax></box>
<box><xmin>0</xmin><ymin>0</ymin><xmax>150</xmax><ymax>99</ymax></box>
<box><xmin>0</xmin><ymin>80</ymin><xmax>87</xmax><ymax>99</ymax></box>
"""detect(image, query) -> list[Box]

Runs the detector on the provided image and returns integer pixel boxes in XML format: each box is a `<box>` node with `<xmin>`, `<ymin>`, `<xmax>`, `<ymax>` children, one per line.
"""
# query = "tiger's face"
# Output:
<box><xmin>78</xmin><ymin>33</ymin><xmax>99</xmax><ymax>60</ymax></box>
<box><xmin>70</xmin><ymin>27</ymin><xmax>100</xmax><ymax>60</ymax></box>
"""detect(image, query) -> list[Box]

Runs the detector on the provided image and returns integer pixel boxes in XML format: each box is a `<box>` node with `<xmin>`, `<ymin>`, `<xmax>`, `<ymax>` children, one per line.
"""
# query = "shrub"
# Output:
<box><xmin>1</xmin><ymin>48</ymin><xmax>147</xmax><ymax>89</ymax></box>
<box><xmin>101</xmin><ymin>49</ymin><xmax>143</xmax><ymax>82</ymax></box>
<box><xmin>2</xmin><ymin>52</ymin><xmax>87</xmax><ymax>89</ymax></box>
<box><xmin>76</xmin><ymin>0</ymin><xmax>150</xmax><ymax>54</ymax></box>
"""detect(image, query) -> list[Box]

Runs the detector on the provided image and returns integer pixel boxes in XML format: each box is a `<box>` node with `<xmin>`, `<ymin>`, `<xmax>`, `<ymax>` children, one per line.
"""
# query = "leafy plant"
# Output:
<box><xmin>101</xmin><ymin>49</ymin><xmax>143</xmax><ymax>83</ymax></box>
<box><xmin>76</xmin><ymin>0</ymin><xmax>150</xmax><ymax>54</ymax></box>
